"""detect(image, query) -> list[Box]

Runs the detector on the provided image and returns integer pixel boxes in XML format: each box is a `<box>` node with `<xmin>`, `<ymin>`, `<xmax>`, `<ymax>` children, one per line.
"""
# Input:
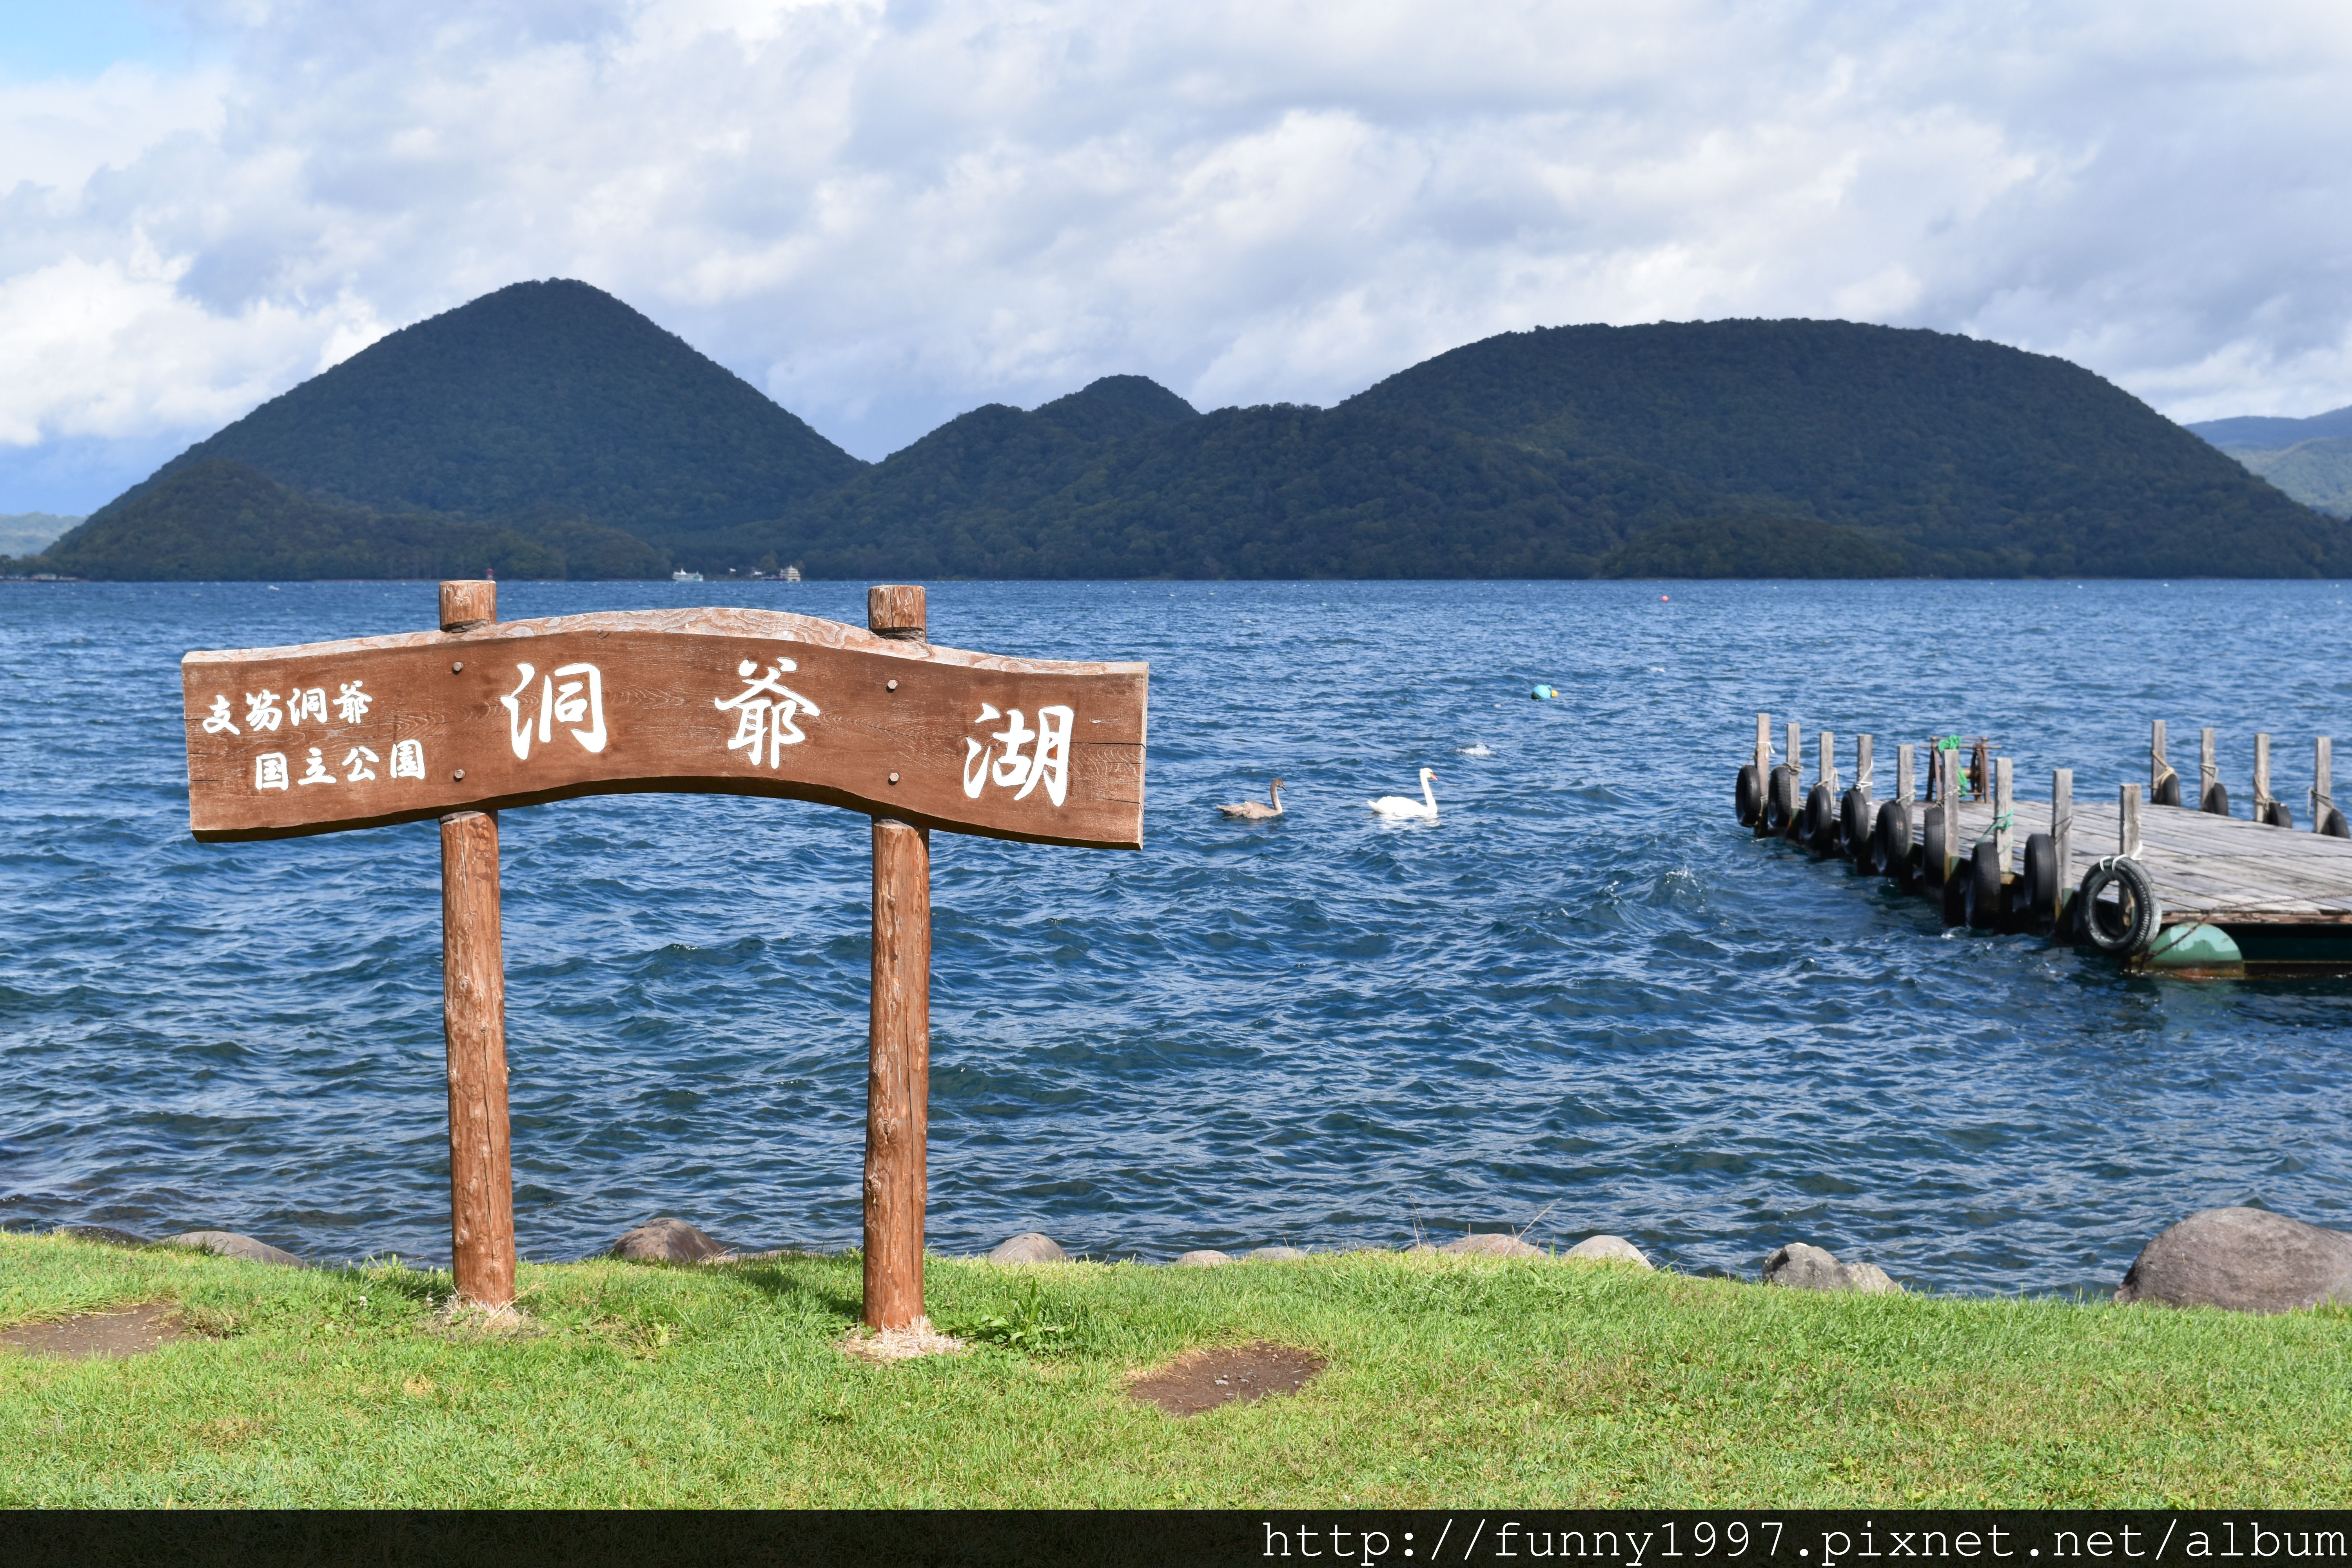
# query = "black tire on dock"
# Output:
<box><xmin>1964</xmin><ymin>840</ymin><xmax>2002</xmax><ymax>929</ymax></box>
<box><xmin>1874</xmin><ymin>800</ymin><xmax>1912</xmax><ymax>886</ymax></box>
<box><xmin>2322</xmin><ymin>805</ymin><xmax>2351</xmax><ymax>839</ymax></box>
<box><xmin>1766</xmin><ymin>766</ymin><xmax>1799</xmax><ymax>835</ymax></box>
<box><xmin>1838</xmin><ymin>787</ymin><xmax>1860</xmax><ymax>851</ymax></box>
<box><xmin>1804</xmin><ymin>782</ymin><xmax>1837</xmax><ymax>854</ymax></box>
<box><xmin>1920</xmin><ymin>805</ymin><xmax>1948</xmax><ymax>888</ymax></box>
<box><xmin>2259</xmin><ymin>799</ymin><xmax>2293</xmax><ymax>829</ymax></box>
<box><xmin>1847</xmin><ymin>791</ymin><xmax>1878</xmax><ymax>874</ymax></box>
<box><xmin>2077</xmin><ymin>858</ymin><xmax>2161</xmax><ymax>956</ymax></box>
<box><xmin>2022</xmin><ymin>832</ymin><xmax>2057</xmax><ymax>926</ymax></box>
<box><xmin>1736</xmin><ymin>763</ymin><xmax>1763</xmax><ymax>826</ymax></box>
<box><xmin>2202</xmin><ymin>780</ymin><xmax>2231</xmax><ymax>817</ymax></box>
<box><xmin>2153</xmin><ymin>772</ymin><xmax>2181</xmax><ymax>808</ymax></box>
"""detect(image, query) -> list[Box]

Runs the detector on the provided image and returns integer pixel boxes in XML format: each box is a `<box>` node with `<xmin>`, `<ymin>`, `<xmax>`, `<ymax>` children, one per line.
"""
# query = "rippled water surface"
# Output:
<box><xmin>4</xmin><ymin>578</ymin><xmax>2348</xmax><ymax>1292</ymax></box>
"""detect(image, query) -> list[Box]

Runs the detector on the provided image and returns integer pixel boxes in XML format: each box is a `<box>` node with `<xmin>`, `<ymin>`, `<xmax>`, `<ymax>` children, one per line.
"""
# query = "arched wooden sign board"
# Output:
<box><xmin>180</xmin><ymin>582</ymin><xmax>1148</xmax><ymax>1325</ymax></box>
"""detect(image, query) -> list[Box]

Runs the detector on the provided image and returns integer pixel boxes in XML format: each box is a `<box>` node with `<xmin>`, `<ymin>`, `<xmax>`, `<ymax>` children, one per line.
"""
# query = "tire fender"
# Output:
<box><xmin>2078</xmin><ymin>857</ymin><xmax>2161</xmax><ymax>956</ymax></box>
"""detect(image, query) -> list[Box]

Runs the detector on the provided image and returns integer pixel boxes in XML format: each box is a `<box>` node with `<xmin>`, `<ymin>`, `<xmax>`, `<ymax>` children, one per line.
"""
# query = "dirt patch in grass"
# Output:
<box><xmin>1129</xmin><ymin>1341</ymin><xmax>1325</xmax><ymax>1416</ymax></box>
<box><xmin>2</xmin><ymin>1302</ymin><xmax>185</xmax><ymax>1360</ymax></box>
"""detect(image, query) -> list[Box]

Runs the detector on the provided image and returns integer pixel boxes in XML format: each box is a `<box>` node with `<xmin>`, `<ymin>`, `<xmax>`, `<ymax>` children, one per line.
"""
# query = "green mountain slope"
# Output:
<box><xmin>118</xmin><ymin>279</ymin><xmax>862</xmax><ymax>532</ymax></box>
<box><xmin>2222</xmin><ymin>437</ymin><xmax>2352</xmax><ymax>518</ymax></box>
<box><xmin>691</xmin><ymin>392</ymin><xmax>1731</xmax><ymax>579</ymax></box>
<box><xmin>45</xmin><ymin>459</ymin><xmax>664</xmax><ymax>581</ymax></box>
<box><xmin>1343</xmin><ymin>320</ymin><xmax>2344</xmax><ymax>576</ymax></box>
<box><xmin>2187</xmin><ymin>407</ymin><xmax>2352</xmax><ymax>518</ymax></box>
<box><xmin>44</xmin><ymin>285</ymin><xmax>2352</xmax><ymax>581</ymax></box>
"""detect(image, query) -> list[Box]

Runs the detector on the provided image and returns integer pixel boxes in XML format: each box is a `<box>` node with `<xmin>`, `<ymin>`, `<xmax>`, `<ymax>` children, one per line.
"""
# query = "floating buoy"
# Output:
<box><xmin>1530</xmin><ymin>684</ymin><xmax>1558</xmax><ymax>700</ymax></box>
<box><xmin>1660</xmin><ymin>594</ymin><xmax>1670</xmax><ymax>602</ymax></box>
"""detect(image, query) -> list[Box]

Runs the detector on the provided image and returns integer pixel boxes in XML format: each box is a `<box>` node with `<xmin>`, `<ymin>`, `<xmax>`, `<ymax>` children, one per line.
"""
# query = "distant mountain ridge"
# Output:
<box><xmin>2187</xmin><ymin>404</ymin><xmax>2352</xmax><ymax>519</ymax></box>
<box><xmin>2188</xmin><ymin>404</ymin><xmax>2352</xmax><ymax>450</ymax></box>
<box><xmin>39</xmin><ymin>282</ymin><xmax>2352</xmax><ymax>579</ymax></box>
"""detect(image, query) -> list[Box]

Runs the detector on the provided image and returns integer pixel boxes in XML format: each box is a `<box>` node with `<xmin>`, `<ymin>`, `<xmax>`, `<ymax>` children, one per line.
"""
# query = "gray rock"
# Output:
<box><xmin>985</xmin><ymin>1232</ymin><xmax>1068</xmax><ymax>1264</ymax></box>
<box><xmin>1563</xmin><ymin>1234</ymin><xmax>1651</xmax><ymax>1268</ymax></box>
<box><xmin>1174</xmin><ymin>1250</ymin><xmax>1233</xmax><ymax>1267</ymax></box>
<box><xmin>611</xmin><ymin>1217</ymin><xmax>730</xmax><ymax>1264</ymax></box>
<box><xmin>1403</xmin><ymin>1242</ymin><xmax>1440</xmax><ymax>1255</ymax></box>
<box><xmin>1441</xmin><ymin>1232</ymin><xmax>1541</xmax><ymax>1258</ymax></box>
<box><xmin>1760</xmin><ymin>1242</ymin><xmax>1900</xmax><ymax>1294</ymax></box>
<box><xmin>2116</xmin><ymin>1206</ymin><xmax>2352</xmax><ymax>1314</ymax></box>
<box><xmin>162</xmin><ymin>1230</ymin><xmax>303</xmax><ymax>1268</ymax></box>
<box><xmin>1843</xmin><ymin>1262</ymin><xmax>1903</xmax><ymax>1296</ymax></box>
<box><xmin>62</xmin><ymin>1225</ymin><xmax>154</xmax><ymax>1249</ymax></box>
<box><xmin>1245</xmin><ymin>1246</ymin><xmax>1308</xmax><ymax>1261</ymax></box>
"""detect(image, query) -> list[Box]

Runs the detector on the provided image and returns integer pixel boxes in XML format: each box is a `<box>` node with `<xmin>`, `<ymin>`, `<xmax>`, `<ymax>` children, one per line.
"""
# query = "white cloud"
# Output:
<box><xmin>3</xmin><ymin>0</ymin><xmax>2352</xmax><ymax>508</ymax></box>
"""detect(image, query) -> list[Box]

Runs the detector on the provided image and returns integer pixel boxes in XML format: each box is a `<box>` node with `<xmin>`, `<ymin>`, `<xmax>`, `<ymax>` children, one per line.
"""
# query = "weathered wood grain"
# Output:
<box><xmin>440</xmin><ymin>807</ymin><xmax>515</xmax><ymax>1309</ymax></box>
<box><xmin>181</xmin><ymin>606</ymin><xmax>1149</xmax><ymax>849</ymax></box>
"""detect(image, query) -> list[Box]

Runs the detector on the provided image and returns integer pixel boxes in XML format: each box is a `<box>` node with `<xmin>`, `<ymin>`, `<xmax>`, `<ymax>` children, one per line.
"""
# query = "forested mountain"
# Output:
<box><xmin>1339</xmin><ymin>321</ymin><xmax>2341</xmax><ymax>575</ymax></box>
<box><xmin>2188</xmin><ymin>404</ymin><xmax>2352</xmax><ymax>518</ymax></box>
<box><xmin>94</xmin><ymin>279</ymin><xmax>860</xmax><ymax>533</ymax></box>
<box><xmin>48</xmin><ymin>459</ymin><xmax>664</xmax><ymax>581</ymax></box>
<box><xmin>36</xmin><ymin>281</ymin><xmax>2352</xmax><ymax>580</ymax></box>
<box><xmin>2188</xmin><ymin>404</ymin><xmax>2352</xmax><ymax>450</ymax></box>
<box><xmin>697</xmin><ymin>321</ymin><xmax>2343</xmax><ymax>579</ymax></box>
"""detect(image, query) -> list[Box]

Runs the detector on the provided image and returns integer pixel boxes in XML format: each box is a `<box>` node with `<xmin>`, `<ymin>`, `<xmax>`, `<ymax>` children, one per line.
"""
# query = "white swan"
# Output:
<box><xmin>1218</xmin><ymin>777</ymin><xmax>1285</xmax><ymax>820</ymax></box>
<box><xmin>1368</xmin><ymin>768</ymin><xmax>1439</xmax><ymax>821</ymax></box>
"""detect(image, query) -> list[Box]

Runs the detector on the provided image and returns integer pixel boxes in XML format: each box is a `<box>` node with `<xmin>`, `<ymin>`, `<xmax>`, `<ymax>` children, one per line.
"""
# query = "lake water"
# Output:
<box><xmin>4</xmin><ymin>578</ymin><xmax>2348</xmax><ymax>1294</ymax></box>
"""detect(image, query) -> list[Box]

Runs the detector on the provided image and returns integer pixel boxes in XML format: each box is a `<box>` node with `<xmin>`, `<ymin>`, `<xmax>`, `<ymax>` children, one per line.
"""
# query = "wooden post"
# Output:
<box><xmin>1786</xmin><ymin>721</ymin><xmax>1801</xmax><ymax>788</ymax></box>
<box><xmin>2201</xmin><ymin>728</ymin><xmax>2218</xmax><ymax>804</ymax></box>
<box><xmin>1818</xmin><ymin>730</ymin><xmax>1837</xmax><ymax>794</ymax></box>
<box><xmin>1897</xmin><ymin>743</ymin><xmax>1915</xmax><ymax>804</ymax></box>
<box><xmin>437</xmin><ymin>580</ymin><xmax>515</xmax><ymax>1310</ymax></box>
<box><xmin>1994</xmin><ymin>757</ymin><xmax>2014</xmax><ymax>873</ymax></box>
<box><xmin>2121</xmin><ymin>783</ymin><xmax>2142</xmax><ymax>860</ymax></box>
<box><xmin>864</xmin><ymin>585</ymin><xmax>932</xmax><ymax>1332</ymax></box>
<box><xmin>1857</xmin><ymin>735</ymin><xmax>1874</xmax><ymax>795</ymax></box>
<box><xmin>2254</xmin><ymin>733</ymin><xmax>2272</xmax><ymax>817</ymax></box>
<box><xmin>2051</xmin><ymin>769</ymin><xmax>2073</xmax><ymax>928</ymax></box>
<box><xmin>1942</xmin><ymin>745</ymin><xmax>1962</xmax><ymax>883</ymax></box>
<box><xmin>2151</xmin><ymin>720</ymin><xmax>2167</xmax><ymax>795</ymax></box>
<box><xmin>2318</xmin><ymin>737</ymin><xmax>2336</xmax><ymax>830</ymax></box>
<box><xmin>1755</xmin><ymin>712</ymin><xmax>1771</xmax><ymax>780</ymax></box>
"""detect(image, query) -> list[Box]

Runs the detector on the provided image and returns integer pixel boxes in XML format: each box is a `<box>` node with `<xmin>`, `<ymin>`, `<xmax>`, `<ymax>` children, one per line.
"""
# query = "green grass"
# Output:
<box><xmin>4</xmin><ymin>1231</ymin><xmax>2347</xmax><ymax>1506</ymax></box>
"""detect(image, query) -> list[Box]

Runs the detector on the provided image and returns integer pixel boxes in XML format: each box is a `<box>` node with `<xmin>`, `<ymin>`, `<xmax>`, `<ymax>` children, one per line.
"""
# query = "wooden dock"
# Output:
<box><xmin>1736</xmin><ymin>713</ymin><xmax>2352</xmax><ymax>975</ymax></box>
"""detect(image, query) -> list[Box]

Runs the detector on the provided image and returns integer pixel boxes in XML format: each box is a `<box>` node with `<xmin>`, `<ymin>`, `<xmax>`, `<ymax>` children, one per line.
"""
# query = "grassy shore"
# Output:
<box><xmin>4</xmin><ymin>1230</ymin><xmax>2347</xmax><ymax>1506</ymax></box>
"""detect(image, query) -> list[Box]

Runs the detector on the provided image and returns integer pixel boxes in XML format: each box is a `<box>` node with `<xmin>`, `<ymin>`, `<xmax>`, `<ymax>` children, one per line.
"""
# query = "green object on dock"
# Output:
<box><xmin>2143</xmin><ymin>922</ymin><xmax>2243</xmax><ymax>971</ymax></box>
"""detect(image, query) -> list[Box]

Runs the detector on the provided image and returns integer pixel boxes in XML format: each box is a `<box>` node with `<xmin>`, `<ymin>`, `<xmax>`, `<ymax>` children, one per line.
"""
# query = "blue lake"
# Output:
<box><xmin>3</xmin><ymin>577</ymin><xmax>2347</xmax><ymax>1293</ymax></box>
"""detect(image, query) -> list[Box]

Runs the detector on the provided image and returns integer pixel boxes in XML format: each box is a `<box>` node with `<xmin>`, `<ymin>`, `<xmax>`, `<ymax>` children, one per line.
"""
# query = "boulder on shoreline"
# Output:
<box><xmin>1174</xmin><ymin>1250</ymin><xmax>1233</xmax><ymax>1267</ymax></box>
<box><xmin>1245</xmin><ymin>1246</ymin><xmax>1308</xmax><ymax>1261</ymax></box>
<box><xmin>1761</xmin><ymin>1242</ymin><xmax>1899</xmax><ymax>1294</ymax></box>
<box><xmin>985</xmin><ymin>1232</ymin><xmax>1068</xmax><ymax>1264</ymax></box>
<box><xmin>612</xmin><ymin>1217</ymin><xmax>731</xmax><ymax>1264</ymax></box>
<box><xmin>2116</xmin><ymin>1207</ymin><xmax>2352</xmax><ymax>1313</ymax></box>
<box><xmin>1441</xmin><ymin>1232</ymin><xmax>1540</xmax><ymax>1258</ymax></box>
<box><xmin>163</xmin><ymin>1230</ymin><xmax>303</xmax><ymax>1268</ymax></box>
<box><xmin>1563</xmin><ymin>1234</ymin><xmax>1652</xmax><ymax>1268</ymax></box>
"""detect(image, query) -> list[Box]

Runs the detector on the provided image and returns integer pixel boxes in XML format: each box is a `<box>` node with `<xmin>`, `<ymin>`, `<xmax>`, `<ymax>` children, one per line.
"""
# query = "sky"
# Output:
<box><xmin>4</xmin><ymin>0</ymin><xmax>2351</xmax><ymax>515</ymax></box>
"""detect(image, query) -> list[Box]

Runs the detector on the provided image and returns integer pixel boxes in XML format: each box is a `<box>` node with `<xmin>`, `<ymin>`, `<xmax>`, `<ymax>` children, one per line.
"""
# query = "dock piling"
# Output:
<box><xmin>2052</xmin><ymin>769</ymin><xmax>2073</xmax><ymax>929</ymax></box>
<box><xmin>2122</xmin><ymin>783</ymin><xmax>2143</xmax><ymax>860</ymax></box>
<box><xmin>1897</xmin><ymin>744</ymin><xmax>1915</xmax><ymax>804</ymax></box>
<box><xmin>1995</xmin><ymin>757</ymin><xmax>2015</xmax><ymax>872</ymax></box>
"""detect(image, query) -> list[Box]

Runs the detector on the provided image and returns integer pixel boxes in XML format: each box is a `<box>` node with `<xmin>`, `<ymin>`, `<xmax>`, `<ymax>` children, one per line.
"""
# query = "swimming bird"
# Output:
<box><xmin>1218</xmin><ymin>777</ymin><xmax>1286</xmax><ymax>821</ymax></box>
<box><xmin>1367</xmin><ymin>768</ymin><xmax>1439</xmax><ymax>821</ymax></box>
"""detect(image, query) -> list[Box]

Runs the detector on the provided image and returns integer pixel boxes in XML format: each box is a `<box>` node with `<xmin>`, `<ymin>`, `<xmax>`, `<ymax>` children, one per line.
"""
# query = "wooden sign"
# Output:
<box><xmin>180</xmin><ymin>584</ymin><xmax>1148</xmax><ymax>1330</ymax></box>
<box><xmin>182</xmin><ymin>605</ymin><xmax>1147</xmax><ymax>850</ymax></box>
